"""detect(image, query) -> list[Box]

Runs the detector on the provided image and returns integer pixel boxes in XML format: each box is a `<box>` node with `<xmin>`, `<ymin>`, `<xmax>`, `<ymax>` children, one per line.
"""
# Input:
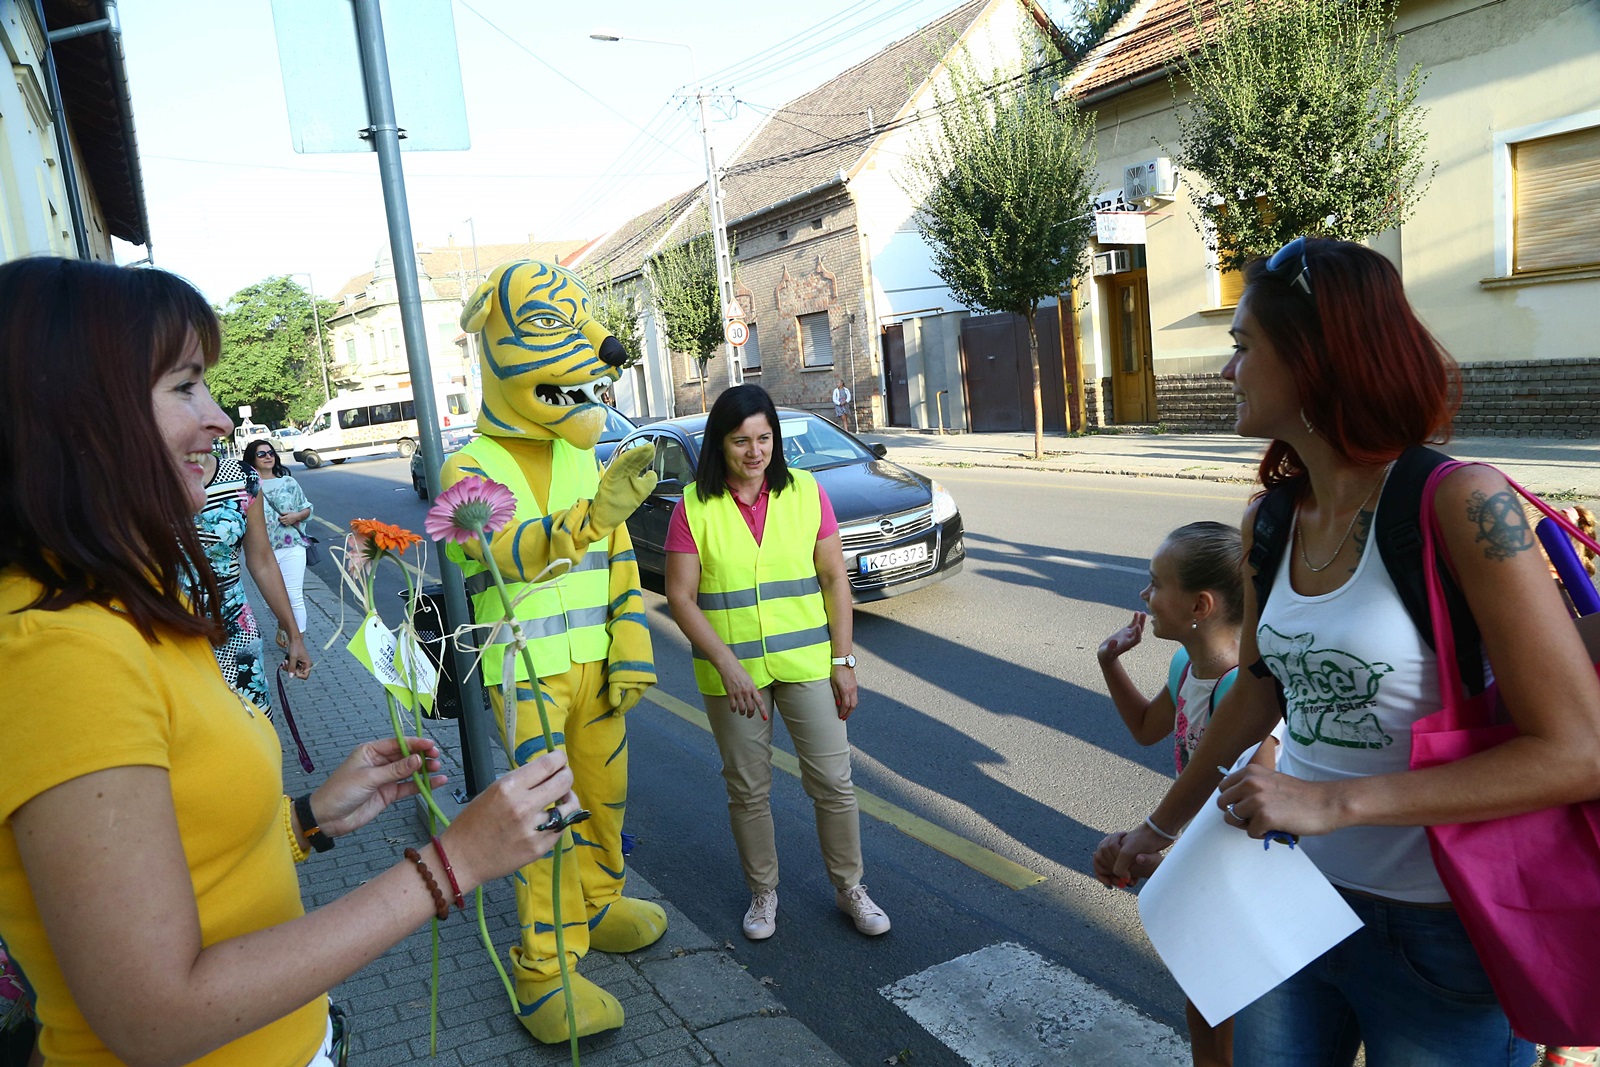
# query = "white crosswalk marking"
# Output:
<box><xmin>881</xmin><ymin>942</ymin><xmax>1189</xmax><ymax>1066</ymax></box>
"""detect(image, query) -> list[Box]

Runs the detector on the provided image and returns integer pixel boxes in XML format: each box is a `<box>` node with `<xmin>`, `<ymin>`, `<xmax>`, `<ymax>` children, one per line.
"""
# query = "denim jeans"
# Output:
<box><xmin>1235</xmin><ymin>889</ymin><xmax>1536</xmax><ymax>1067</ymax></box>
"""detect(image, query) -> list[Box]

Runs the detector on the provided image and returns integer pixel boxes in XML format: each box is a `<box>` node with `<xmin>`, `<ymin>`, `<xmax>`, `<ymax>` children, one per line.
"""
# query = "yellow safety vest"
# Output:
<box><xmin>682</xmin><ymin>469</ymin><xmax>832</xmax><ymax>696</ymax></box>
<box><xmin>445</xmin><ymin>437</ymin><xmax>611</xmax><ymax>684</ymax></box>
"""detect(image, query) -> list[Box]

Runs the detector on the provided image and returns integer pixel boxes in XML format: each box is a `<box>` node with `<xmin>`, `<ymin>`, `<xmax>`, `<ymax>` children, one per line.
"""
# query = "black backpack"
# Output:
<box><xmin>1248</xmin><ymin>445</ymin><xmax>1487</xmax><ymax>701</ymax></box>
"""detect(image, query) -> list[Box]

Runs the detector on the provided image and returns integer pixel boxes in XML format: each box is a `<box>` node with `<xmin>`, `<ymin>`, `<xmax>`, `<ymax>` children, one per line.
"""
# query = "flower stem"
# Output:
<box><xmin>476</xmin><ymin>535</ymin><xmax>581</xmax><ymax>1065</ymax></box>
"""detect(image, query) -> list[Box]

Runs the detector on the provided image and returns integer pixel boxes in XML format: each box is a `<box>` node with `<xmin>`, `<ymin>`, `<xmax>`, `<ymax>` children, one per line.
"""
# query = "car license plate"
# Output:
<box><xmin>859</xmin><ymin>542</ymin><xmax>929</xmax><ymax>574</ymax></box>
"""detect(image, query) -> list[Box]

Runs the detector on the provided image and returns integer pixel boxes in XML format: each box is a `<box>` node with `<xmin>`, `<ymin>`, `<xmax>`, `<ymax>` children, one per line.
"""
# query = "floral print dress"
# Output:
<box><xmin>196</xmin><ymin>456</ymin><xmax>270</xmax><ymax>716</ymax></box>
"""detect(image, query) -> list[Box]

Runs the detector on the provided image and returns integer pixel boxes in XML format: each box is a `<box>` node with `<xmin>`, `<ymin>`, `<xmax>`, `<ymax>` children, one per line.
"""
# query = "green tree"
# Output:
<box><xmin>903</xmin><ymin>45</ymin><xmax>1099</xmax><ymax>458</ymax></box>
<box><xmin>647</xmin><ymin>212</ymin><xmax>730</xmax><ymax>413</ymax></box>
<box><xmin>209</xmin><ymin>276</ymin><xmax>333</xmax><ymax>427</ymax></box>
<box><xmin>579</xmin><ymin>264</ymin><xmax>644</xmax><ymax>371</ymax></box>
<box><xmin>1059</xmin><ymin>0</ymin><xmax>1137</xmax><ymax>59</ymax></box>
<box><xmin>1170</xmin><ymin>0</ymin><xmax>1433</xmax><ymax>271</ymax></box>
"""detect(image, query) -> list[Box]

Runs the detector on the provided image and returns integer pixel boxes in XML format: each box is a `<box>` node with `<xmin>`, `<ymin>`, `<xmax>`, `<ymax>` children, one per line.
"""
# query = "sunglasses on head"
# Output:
<box><xmin>1264</xmin><ymin>236</ymin><xmax>1313</xmax><ymax>298</ymax></box>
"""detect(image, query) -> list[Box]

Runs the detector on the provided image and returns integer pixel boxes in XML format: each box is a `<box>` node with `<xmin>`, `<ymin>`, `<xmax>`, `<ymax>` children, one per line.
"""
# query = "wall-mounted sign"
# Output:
<box><xmin>1096</xmin><ymin>212</ymin><xmax>1147</xmax><ymax>245</ymax></box>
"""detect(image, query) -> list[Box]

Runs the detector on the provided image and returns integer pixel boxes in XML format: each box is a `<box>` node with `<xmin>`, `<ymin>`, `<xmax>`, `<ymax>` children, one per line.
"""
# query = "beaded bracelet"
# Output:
<box><xmin>431</xmin><ymin>835</ymin><xmax>466</xmax><ymax>912</ymax></box>
<box><xmin>282</xmin><ymin>796</ymin><xmax>310</xmax><ymax>864</ymax></box>
<box><xmin>403</xmin><ymin>847</ymin><xmax>450</xmax><ymax>921</ymax></box>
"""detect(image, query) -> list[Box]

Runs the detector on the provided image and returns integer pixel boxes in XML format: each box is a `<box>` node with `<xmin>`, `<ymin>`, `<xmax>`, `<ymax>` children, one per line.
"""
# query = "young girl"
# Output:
<box><xmin>1095</xmin><ymin>520</ymin><xmax>1244</xmax><ymax>1067</ymax></box>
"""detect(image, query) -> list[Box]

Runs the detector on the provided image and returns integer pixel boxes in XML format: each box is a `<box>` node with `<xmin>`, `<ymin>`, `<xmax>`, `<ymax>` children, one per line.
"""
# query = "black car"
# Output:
<box><xmin>616</xmin><ymin>408</ymin><xmax>964</xmax><ymax>601</ymax></box>
<box><xmin>410</xmin><ymin>407</ymin><xmax>637</xmax><ymax>499</ymax></box>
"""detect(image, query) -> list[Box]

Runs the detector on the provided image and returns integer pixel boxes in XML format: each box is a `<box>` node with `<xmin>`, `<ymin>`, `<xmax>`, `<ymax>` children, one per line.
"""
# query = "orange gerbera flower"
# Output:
<box><xmin>349</xmin><ymin>517</ymin><xmax>424</xmax><ymax>554</ymax></box>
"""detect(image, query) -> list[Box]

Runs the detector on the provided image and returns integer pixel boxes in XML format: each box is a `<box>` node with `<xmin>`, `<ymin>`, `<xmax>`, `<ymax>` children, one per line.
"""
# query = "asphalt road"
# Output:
<box><xmin>291</xmin><ymin>453</ymin><xmax>1260</xmax><ymax>1065</ymax></box>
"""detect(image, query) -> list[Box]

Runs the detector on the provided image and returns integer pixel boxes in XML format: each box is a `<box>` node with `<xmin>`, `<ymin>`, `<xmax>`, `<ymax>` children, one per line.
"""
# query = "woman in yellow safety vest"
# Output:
<box><xmin>665</xmin><ymin>385</ymin><xmax>890</xmax><ymax>942</ymax></box>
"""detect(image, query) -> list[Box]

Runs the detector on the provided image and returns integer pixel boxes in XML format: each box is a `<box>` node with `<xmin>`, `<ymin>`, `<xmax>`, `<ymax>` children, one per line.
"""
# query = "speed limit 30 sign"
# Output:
<box><xmin>726</xmin><ymin>320</ymin><xmax>749</xmax><ymax>347</ymax></box>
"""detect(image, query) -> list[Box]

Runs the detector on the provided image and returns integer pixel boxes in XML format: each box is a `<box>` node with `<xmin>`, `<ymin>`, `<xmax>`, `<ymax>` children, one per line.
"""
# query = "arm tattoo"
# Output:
<box><xmin>1348</xmin><ymin>508</ymin><xmax>1374</xmax><ymax>574</ymax></box>
<box><xmin>1465</xmin><ymin>489</ymin><xmax>1535</xmax><ymax>561</ymax></box>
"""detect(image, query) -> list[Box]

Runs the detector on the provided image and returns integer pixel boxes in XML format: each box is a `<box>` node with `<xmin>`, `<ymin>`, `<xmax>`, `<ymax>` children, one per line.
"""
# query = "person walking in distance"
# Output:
<box><xmin>832</xmin><ymin>379</ymin><xmax>852</xmax><ymax>430</ymax></box>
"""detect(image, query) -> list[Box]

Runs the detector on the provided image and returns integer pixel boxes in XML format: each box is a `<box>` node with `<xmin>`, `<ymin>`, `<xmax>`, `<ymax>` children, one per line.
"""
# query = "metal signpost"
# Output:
<box><xmin>271</xmin><ymin>0</ymin><xmax>496</xmax><ymax>797</ymax></box>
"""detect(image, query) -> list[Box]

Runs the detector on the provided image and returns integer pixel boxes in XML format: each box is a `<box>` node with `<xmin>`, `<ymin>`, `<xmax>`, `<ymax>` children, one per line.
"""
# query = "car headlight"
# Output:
<box><xmin>930</xmin><ymin>479</ymin><xmax>958</xmax><ymax>523</ymax></box>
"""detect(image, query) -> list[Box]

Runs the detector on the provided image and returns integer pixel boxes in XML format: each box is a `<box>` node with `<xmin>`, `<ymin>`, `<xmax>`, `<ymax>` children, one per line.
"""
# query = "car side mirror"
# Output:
<box><xmin>871</xmin><ymin>443</ymin><xmax>888</xmax><ymax>458</ymax></box>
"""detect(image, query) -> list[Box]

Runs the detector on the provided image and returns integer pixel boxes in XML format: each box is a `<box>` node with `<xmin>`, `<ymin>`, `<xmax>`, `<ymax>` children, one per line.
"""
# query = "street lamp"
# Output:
<box><xmin>590</xmin><ymin>29</ymin><xmax>741</xmax><ymax>389</ymax></box>
<box><xmin>289</xmin><ymin>271</ymin><xmax>332</xmax><ymax>401</ymax></box>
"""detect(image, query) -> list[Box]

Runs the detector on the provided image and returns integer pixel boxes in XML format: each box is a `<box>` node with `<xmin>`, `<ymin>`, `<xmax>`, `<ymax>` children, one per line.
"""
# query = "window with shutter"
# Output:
<box><xmin>799</xmin><ymin>312</ymin><xmax>833</xmax><ymax>368</ymax></box>
<box><xmin>1513</xmin><ymin>124</ymin><xmax>1600</xmax><ymax>274</ymax></box>
<box><xmin>742</xmin><ymin>322</ymin><xmax>762</xmax><ymax>371</ymax></box>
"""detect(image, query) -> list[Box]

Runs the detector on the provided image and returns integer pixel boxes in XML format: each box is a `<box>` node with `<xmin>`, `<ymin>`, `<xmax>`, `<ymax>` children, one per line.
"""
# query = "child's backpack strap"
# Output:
<box><xmin>1376</xmin><ymin>446</ymin><xmax>1487</xmax><ymax>694</ymax></box>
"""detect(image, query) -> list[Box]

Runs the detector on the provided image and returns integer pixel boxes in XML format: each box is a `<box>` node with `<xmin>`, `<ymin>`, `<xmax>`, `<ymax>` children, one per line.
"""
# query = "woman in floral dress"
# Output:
<box><xmin>196</xmin><ymin>450</ymin><xmax>312</xmax><ymax>713</ymax></box>
<box><xmin>244</xmin><ymin>438</ymin><xmax>315</xmax><ymax>642</ymax></box>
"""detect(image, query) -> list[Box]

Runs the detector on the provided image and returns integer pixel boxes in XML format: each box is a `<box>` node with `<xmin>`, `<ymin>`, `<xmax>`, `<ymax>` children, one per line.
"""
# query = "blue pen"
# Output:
<box><xmin>1263</xmin><ymin>831</ymin><xmax>1298</xmax><ymax>850</ymax></box>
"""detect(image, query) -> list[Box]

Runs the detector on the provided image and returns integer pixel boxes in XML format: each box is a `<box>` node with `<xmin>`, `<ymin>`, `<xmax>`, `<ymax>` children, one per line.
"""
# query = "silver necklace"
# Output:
<box><xmin>1296</xmin><ymin>463</ymin><xmax>1393</xmax><ymax>573</ymax></box>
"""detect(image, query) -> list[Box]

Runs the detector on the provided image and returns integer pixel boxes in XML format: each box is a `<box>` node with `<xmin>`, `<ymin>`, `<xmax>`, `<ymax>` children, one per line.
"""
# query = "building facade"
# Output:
<box><xmin>1063</xmin><ymin>0</ymin><xmax>1600</xmax><ymax>437</ymax></box>
<box><xmin>1</xmin><ymin>0</ymin><xmax>147</xmax><ymax>262</ymax></box>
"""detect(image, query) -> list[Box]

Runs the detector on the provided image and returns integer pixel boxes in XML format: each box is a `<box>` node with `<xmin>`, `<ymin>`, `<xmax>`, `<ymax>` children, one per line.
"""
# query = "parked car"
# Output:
<box><xmin>269</xmin><ymin>426</ymin><xmax>301</xmax><ymax>455</ymax></box>
<box><xmin>409</xmin><ymin>427</ymin><xmax>477</xmax><ymax>499</ymax></box>
<box><xmin>615</xmin><ymin>408</ymin><xmax>964</xmax><ymax>601</ymax></box>
<box><xmin>595</xmin><ymin>406</ymin><xmax>637</xmax><ymax>466</ymax></box>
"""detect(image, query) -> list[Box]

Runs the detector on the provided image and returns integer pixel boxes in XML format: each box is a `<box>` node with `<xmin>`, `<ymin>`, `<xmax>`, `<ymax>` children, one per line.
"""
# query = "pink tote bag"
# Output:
<box><xmin>1411</xmin><ymin>461</ymin><xmax>1600</xmax><ymax>1045</ymax></box>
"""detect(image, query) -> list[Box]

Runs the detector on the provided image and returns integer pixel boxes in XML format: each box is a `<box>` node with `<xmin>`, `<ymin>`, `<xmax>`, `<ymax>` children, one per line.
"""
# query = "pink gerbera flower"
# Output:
<box><xmin>426</xmin><ymin>476</ymin><xmax>518</xmax><ymax>543</ymax></box>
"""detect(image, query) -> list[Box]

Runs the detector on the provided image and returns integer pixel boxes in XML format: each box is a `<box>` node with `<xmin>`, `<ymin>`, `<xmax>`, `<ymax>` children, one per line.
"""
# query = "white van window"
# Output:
<box><xmin>310</xmin><ymin>412</ymin><xmax>330</xmax><ymax>433</ymax></box>
<box><xmin>371</xmin><ymin>402</ymin><xmax>401</xmax><ymax>425</ymax></box>
<box><xmin>339</xmin><ymin>407</ymin><xmax>370</xmax><ymax>429</ymax></box>
<box><xmin>445</xmin><ymin>393</ymin><xmax>469</xmax><ymax>416</ymax></box>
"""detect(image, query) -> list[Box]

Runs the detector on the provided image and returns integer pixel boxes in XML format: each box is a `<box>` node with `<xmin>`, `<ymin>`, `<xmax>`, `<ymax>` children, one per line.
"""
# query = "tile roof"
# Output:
<box><xmin>719</xmin><ymin>0</ymin><xmax>991</xmax><ymax>222</ymax></box>
<box><xmin>1061</xmin><ymin>0</ymin><xmax>1219</xmax><ymax>102</ymax></box>
<box><xmin>328</xmin><ymin>238</ymin><xmax>589</xmax><ymax>310</ymax></box>
<box><xmin>566</xmin><ymin>185</ymin><xmax>706</xmax><ymax>284</ymax></box>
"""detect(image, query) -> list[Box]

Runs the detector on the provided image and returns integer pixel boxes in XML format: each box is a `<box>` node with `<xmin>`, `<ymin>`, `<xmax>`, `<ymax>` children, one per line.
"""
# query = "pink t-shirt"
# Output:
<box><xmin>665</xmin><ymin>480</ymin><xmax>838</xmax><ymax>553</ymax></box>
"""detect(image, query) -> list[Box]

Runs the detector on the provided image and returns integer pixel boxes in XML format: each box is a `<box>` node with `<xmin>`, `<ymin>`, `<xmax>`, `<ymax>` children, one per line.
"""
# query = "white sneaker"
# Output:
<box><xmin>835</xmin><ymin>884</ymin><xmax>890</xmax><ymax>936</ymax></box>
<box><xmin>743</xmin><ymin>888</ymin><xmax>778</xmax><ymax>940</ymax></box>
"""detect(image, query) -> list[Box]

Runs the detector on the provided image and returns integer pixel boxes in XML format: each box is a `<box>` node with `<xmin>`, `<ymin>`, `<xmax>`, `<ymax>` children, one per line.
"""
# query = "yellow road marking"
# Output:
<box><xmin>641</xmin><ymin>687</ymin><xmax>1046</xmax><ymax>891</ymax></box>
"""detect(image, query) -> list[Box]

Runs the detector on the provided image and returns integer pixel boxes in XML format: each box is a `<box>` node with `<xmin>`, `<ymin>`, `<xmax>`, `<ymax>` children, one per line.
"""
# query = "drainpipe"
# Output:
<box><xmin>35</xmin><ymin>0</ymin><xmax>147</xmax><ymax>259</ymax></box>
<box><xmin>35</xmin><ymin>0</ymin><xmax>91</xmax><ymax>259</ymax></box>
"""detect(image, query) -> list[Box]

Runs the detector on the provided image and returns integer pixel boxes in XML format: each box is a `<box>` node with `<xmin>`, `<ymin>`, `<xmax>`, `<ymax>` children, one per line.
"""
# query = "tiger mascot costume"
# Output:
<box><xmin>443</xmin><ymin>261</ymin><xmax>664</xmax><ymax>1043</ymax></box>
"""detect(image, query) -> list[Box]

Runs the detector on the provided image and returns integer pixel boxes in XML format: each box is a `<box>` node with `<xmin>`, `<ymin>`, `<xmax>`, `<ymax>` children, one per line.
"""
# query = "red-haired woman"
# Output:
<box><xmin>0</xmin><ymin>257</ymin><xmax>583</xmax><ymax>1067</ymax></box>
<box><xmin>1097</xmin><ymin>238</ymin><xmax>1600</xmax><ymax>1064</ymax></box>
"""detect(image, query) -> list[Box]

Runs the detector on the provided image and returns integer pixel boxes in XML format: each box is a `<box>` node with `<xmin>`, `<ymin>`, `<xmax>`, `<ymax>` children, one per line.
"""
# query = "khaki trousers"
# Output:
<box><xmin>703</xmin><ymin>677</ymin><xmax>865</xmax><ymax>893</ymax></box>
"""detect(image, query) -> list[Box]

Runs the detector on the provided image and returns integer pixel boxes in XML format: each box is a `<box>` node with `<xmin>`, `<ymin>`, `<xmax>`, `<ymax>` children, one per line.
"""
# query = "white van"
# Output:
<box><xmin>292</xmin><ymin>385</ymin><xmax>474</xmax><ymax>469</ymax></box>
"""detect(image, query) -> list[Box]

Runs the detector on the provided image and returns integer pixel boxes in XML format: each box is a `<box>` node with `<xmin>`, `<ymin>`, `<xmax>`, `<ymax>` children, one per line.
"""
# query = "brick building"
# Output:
<box><xmin>576</xmin><ymin>0</ymin><xmax>1061</xmax><ymax>429</ymax></box>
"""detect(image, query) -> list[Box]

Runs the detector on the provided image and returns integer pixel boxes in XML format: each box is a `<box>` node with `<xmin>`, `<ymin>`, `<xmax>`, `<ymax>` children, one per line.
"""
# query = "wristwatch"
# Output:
<box><xmin>831</xmin><ymin>654</ymin><xmax>856</xmax><ymax>668</ymax></box>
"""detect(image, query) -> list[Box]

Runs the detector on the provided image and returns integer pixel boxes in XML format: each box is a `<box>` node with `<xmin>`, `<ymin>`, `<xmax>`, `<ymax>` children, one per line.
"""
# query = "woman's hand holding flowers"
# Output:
<box><xmin>310</xmin><ymin>736</ymin><xmax>447</xmax><ymax>838</ymax></box>
<box><xmin>437</xmin><ymin>750</ymin><xmax>581</xmax><ymax>890</ymax></box>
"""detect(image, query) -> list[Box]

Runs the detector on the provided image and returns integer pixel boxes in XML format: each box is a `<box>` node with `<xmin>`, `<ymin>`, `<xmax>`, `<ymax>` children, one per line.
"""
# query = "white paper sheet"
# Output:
<box><xmin>1136</xmin><ymin>745</ymin><xmax>1363</xmax><ymax>1026</ymax></box>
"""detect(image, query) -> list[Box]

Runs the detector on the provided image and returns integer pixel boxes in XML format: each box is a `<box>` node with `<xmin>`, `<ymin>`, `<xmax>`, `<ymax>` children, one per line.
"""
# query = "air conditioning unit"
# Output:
<box><xmin>1092</xmin><ymin>250</ymin><xmax>1131</xmax><ymax>276</ymax></box>
<box><xmin>1123</xmin><ymin>157</ymin><xmax>1178</xmax><ymax>205</ymax></box>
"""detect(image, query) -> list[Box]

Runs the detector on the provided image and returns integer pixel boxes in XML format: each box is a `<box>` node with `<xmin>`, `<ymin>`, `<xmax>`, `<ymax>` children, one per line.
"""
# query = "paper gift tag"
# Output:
<box><xmin>394</xmin><ymin>630</ymin><xmax>437</xmax><ymax>713</ymax></box>
<box><xmin>348</xmin><ymin>614</ymin><xmax>433</xmax><ymax>712</ymax></box>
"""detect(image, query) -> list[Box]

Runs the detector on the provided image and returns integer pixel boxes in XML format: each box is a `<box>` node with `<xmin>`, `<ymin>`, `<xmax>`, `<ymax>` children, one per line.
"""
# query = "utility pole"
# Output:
<box><xmin>591</xmin><ymin>31</ymin><xmax>740</xmax><ymax>389</ymax></box>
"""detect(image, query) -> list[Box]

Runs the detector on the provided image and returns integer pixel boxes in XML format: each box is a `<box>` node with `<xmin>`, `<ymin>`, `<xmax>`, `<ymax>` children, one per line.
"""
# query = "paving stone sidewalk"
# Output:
<box><xmin>262</xmin><ymin>572</ymin><xmax>848</xmax><ymax>1067</ymax></box>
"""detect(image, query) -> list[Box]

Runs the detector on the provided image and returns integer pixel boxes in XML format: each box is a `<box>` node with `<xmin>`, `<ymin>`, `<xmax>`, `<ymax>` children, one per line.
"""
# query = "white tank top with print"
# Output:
<box><xmin>1257</xmin><ymin>500</ymin><xmax>1448</xmax><ymax>903</ymax></box>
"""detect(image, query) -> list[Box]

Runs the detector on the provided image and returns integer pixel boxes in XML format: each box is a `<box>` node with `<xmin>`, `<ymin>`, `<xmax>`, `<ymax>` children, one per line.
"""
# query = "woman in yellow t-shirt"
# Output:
<box><xmin>0</xmin><ymin>257</ymin><xmax>583</xmax><ymax>1067</ymax></box>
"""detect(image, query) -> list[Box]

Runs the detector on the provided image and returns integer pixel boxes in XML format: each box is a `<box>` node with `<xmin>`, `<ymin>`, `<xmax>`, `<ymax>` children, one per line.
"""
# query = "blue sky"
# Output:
<box><xmin>116</xmin><ymin>0</ymin><xmax>1078</xmax><ymax>304</ymax></box>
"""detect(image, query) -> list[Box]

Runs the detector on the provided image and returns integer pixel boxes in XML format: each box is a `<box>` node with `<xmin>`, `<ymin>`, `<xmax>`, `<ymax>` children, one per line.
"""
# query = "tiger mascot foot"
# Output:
<box><xmin>588</xmin><ymin>897</ymin><xmax>668</xmax><ymax>954</ymax></box>
<box><xmin>516</xmin><ymin>972</ymin><xmax>624</xmax><ymax>1044</ymax></box>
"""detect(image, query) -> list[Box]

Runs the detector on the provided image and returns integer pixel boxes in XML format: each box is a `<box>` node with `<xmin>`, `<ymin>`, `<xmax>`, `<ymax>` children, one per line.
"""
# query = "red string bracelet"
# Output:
<box><xmin>431</xmin><ymin>835</ymin><xmax>466</xmax><ymax>912</ymax></box>
<box><xmin>403</xmin><ymin>847</ymin><xmax>450</xmax><ymax>921</ymax></box>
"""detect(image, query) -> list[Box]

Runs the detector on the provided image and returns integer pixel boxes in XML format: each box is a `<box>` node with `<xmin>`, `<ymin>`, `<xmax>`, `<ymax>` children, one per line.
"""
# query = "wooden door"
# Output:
<box><xmin>1108</xmin><ymin>271</ymin><xmax>1156</xmax><ymax>424</ymax></box>
<box><xmin>960</xmin><ymin>314</ymin><xmax>1026</xmax><ymax>432</ymax></box>
<box><xmin>882</xmin><ymin>324</ymin><xmax>911</xmax><ymax>427</ymax></box>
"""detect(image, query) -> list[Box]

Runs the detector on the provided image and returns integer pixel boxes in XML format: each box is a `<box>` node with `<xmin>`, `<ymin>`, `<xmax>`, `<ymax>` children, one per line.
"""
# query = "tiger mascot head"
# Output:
<box><xmin>460</xmin><ymin>260</ymin><xmax>629</xmax><ymax>449</ymax></box>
